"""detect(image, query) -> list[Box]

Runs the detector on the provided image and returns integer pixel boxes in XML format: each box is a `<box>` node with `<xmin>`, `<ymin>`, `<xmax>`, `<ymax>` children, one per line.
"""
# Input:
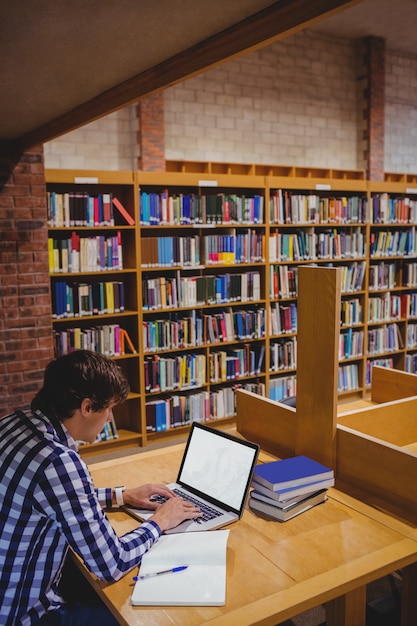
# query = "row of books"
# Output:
<box><xmin>339</xmin><ymin>261</ymin><xmax>366</xmax><ymax>293</ymax></box>
<box><xmin>368</xmin><ymin>292</ymin><xmax>404</xmax><ymax>323</ymax></box>
<box><xmin>405</xmin><ymin>355</ymin><xmax>417</xmax><ymax>373</ymax></box>
<box><xmin>48</xmin><ymin>192</ymin><xmax>134</xmax><ymax>227</ymax></box>
<box><xmin>140</xmin><ymin>191</ymin><xmax>264</xmax><ymax>225</ymax></box>
<box><xmin>371</xmin><ymin>194</ymin><xmax>417</xmax><ymax>224</ymax></box>
<box><xmin>269</xmin><ymin>302</ymin><xmax>297</xmax><ymax>335</ymax></box>
<box><xmin>143</xmin><ymin>308</ymin><xmax>266</xmax><ymax>352</ymax></box>
<box><xmin>269</xmin><ymin>262</ymin><xmax>367</xmax><ymax>299</ymax></box>
<box><xmin>369</xmin><ymin>262</ymin><xmax>396</xmax><ymax>291</ymax></box>
<box><xmin>367</xmin><ymin>323</ymin><xmax>404</xmax><ymax>355</ymax></box>
<box><xmin>270</xmin><ymin>338</ymin><xmax>297</xmax><ymax>371</ymax></box>
<box><xmin>370</xmin><ymin>228</ymin><xmax>417</xmax><ymax>257</ymax></box>
<box><xmin>144</xmin><ymin>345</ymin><xmax>266</xmax><ymax>393</ymax></box>
<box><xmin>51</xmin><ymin>280</ymin><xmax>125</xmax><ymax>318</ymax></box>
<box><xmin>249</xmin><ymin>455</ymin><xmax>334</xmax><ymax>522</ymax></box>
<box><xmin>140</xmin><ymin>231</ymin><xmax>265</xmax><ymax>267</ymax></box>
<box><xmin>401</xmin><ymin>293</ymin><xmax>417</xmax><ymax>319</ymax></box>
<box><xmin>48</xmin><ymin>232</ymin><xmax>123</xmax><ymax>273</ymax></box>
<box><xmin>141</xmin><ymin>235</ymin><xmax>200</xmax><ymax>268</ymax></box>
<box><xmin>406</xmin><ymin>323</ymin><xmax>417</xmax><ymax>349</ymax></box>
<box><xmin>145</xmin><ymin>381</ymin><xmax>266</xmax><ymax>431</ymax></box>
<box><xmin>269</xmin><ymin>375</ymin><xmax>297</xmax><ymax>402</ymax></box>
<box><xmin>269</xmin><ymin>265</ymin><xmax>298</xmax><ymax>299</ymax></box>
<box><xmin>144</xmin><ymin>353</ymin><xmax>206</xmax><ymax>392</ymax></box>
<box><xmin>369</xmin><ymin>260</ymin><xmax>417</xmax><ymax>290</ymax></box>
<box><xmin>402</xmin><ymin>262</ymin><xmax>417</xmax><ymax>287</ymax></box>
<box><xmin>268</xmin><ymin>228</ymin><xmax>366</xmax><ymax>262</ymax></box>
<box><xmin>53</xmin><ymin>325</ymin><xmax>137</xmax><ymax>357</ymax></box>
<box><xmin>340</xmin><ymin>297</ymin><xmax>362</xmax><ymax>326</ymax></box>
<box><xmin>339</xmin><ymin>328</ymin><xmax>364</xmax><ymax>360</ymax></box>
<box><xmin>208</xmin><ymin>345</ymin><xmax>265</xmax><ymax>382</ymax></box>
<box><xmin>203</xmin><ymin>231</ymin><xmax>264</xmax><ymax>264</ymax></box>
<box><xmin>338</xmin><ymin>363</ymin><xmax>359</xmax><ymax>392</ymax></box>
<box><xmin>269</xmin><ymin>190</ymin><xmax>369</xmax><ymax>225</ymax></box>
<box><xmin>142</xmin><ymin>271</ymin><xmax>261</xmax><ymax>310</ymax></box>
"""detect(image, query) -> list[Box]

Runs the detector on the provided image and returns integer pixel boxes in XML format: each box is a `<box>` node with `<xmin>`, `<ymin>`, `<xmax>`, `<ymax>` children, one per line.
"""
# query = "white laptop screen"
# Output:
<box><xmin>177</xmin><ymin>423</ymin><xmax>259</xmax><ymax>515</ymax></box>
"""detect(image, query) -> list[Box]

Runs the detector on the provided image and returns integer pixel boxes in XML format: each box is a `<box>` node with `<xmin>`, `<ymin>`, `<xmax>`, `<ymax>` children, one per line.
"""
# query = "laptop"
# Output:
<box><xmin>125</xmin><ymin>422</ymin><xmax>259</xmax><ymax>533</ymax></box>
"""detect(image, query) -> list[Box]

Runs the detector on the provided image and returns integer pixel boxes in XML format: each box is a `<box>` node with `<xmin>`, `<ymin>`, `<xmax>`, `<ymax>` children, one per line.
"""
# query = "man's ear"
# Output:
<box><xmin>80</xmin><ymin>398</ymin><xmax>92</xmax><ymax>417</ymax></box>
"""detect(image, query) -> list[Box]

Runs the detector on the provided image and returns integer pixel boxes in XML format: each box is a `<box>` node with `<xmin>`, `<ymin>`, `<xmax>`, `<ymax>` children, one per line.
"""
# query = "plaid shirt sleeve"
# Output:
<box><xmin>35</xmin><ymin>448</ymin><xmax>161</xmax><ymax>582</ymax></box>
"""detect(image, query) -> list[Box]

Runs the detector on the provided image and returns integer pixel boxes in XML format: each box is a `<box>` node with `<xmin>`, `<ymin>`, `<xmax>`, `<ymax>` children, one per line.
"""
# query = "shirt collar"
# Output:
<box><xmin>33</xmin><ymin>409</ymin><xmax>79</xmax><ymax>452</ymax></box>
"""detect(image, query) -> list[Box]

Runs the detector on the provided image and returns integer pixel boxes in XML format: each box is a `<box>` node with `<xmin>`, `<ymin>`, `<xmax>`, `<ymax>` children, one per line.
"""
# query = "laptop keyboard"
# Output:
<box><xmin>151</xmin><ymin>489</ymin><xmax>223</xmax><ymax>523</ymax></box>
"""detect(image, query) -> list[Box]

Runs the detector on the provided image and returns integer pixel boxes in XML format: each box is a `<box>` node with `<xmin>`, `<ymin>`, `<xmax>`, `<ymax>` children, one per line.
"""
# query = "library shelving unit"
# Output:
<box><xmin>45</xmin><ymin>169</ymin><xmax>142</xmax><ymax>457</ymax></box>
<box><xmin>367</xmin><ymin>171</ymin><xmax>417</xmax><ymax>387</ymax></box>
<box><xmin>44</xmin><ymin>162</ymin><xmax>417</xmax><ymax>454</ymax></box>
<box><xmin>136</xmin><ymin>164</ymin><xmax>267</xmax><ymax>445</ymax></box>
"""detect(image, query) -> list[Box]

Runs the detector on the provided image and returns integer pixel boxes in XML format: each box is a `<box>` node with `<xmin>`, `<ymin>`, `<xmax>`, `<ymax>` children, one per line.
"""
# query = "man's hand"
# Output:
<box><xmin>149</xmin><ymin>496</ymin><xmax>201</xmax><ymax>532</ymax></box>
<box><xmin>122</xmin><ymin>484</ymin><xmax>177</xmax><ymax>509</ymax></box>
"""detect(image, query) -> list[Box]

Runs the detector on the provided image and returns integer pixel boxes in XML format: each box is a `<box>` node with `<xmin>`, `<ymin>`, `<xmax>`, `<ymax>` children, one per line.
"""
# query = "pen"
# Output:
<box><xmin>133</xmin><ymin>565</ymin><xmax>189</xmax><ymax>581</ymax></box>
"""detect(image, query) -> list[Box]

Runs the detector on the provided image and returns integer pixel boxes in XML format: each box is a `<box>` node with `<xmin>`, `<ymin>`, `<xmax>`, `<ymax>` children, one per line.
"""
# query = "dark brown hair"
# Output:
<box><xmin>31</xmin><ymin>350</ymin><xmax>129</xmax><ymax>420</ymax></box>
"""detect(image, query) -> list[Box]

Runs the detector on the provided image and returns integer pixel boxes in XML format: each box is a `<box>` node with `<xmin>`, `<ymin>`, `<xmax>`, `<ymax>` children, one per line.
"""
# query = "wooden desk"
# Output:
<box><xmin>86</xmin><ymin>444</ymin><xmax>417</xmax><ymax>626</ymax></box>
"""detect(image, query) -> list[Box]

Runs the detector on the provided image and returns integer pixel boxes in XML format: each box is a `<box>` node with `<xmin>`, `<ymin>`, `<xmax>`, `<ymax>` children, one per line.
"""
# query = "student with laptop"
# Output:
<box><xmin>0</xmin><ymin>350</ymin><xmax>201</xmax><ymax>626</ymax></box>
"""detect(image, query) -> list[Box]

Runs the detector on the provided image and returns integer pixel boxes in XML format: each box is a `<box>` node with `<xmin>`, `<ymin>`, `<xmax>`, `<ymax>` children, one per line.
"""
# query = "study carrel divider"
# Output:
<box><xmin>237</xmin><ymin>265</ymin><xmax>417</xmax><ymax>524</ymax></box>
<box><xmin>237</xmin><ymin>265</ymin><xmax>340</xmax><ymax>471</ymax></box>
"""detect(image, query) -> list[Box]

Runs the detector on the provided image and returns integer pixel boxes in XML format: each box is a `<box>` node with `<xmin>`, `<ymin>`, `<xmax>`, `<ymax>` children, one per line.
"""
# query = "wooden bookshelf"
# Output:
<box><xmin>45</xmin><ymin>162</ymin><xmax>417</xmax><ymax>455</ymax></box>
<box><xmin>45</xmin><ymin>170</ymin><xmax>143</xmax><ymax>453</ymax></box>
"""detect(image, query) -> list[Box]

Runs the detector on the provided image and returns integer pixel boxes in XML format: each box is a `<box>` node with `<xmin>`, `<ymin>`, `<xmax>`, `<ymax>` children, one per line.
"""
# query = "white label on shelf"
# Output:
<box><xmin>315</xmin><ymin>184</ymin><xmax>331</xmax><ymax>190</ymax></box>
<box><xmin>406</xmin><ymin>188</ymin><xmax>417</xmax><ymax>195</ymax></box>
<box><xmin>74</xmin><ymin>177</ymin><xmax>99</xmax><ymax>184</ymax></box>
<box><xmin>198</xmin><ymin>180</ymin><xmax>218</xmax><ymax>187</ymax></box>
<box><xmin>195</xmin><ymin>223</ymin><xmax>216</xmax><ymax>228</ymax></box>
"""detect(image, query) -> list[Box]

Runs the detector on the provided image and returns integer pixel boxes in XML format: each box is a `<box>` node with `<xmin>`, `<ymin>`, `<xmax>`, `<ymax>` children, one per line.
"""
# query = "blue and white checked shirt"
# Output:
<box><xmin>0</xmin><ymin>409</ymin><xmax>162</xmax><ymax>626</ymax></box>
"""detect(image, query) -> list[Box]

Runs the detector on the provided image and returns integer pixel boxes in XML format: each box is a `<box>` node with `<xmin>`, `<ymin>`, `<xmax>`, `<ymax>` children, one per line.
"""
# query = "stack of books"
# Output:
<box><xmin>249</xmin><ymin>455</ymin><xmax>334</xmax><ymax>522</ymax></box>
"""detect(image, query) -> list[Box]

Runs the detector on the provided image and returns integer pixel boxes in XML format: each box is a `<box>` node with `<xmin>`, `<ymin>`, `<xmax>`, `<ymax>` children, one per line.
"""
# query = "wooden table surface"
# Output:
<box><xmin>86</xmin><ymin>443</ymin><xmax>417</xmax><ymax>626</ymax></box>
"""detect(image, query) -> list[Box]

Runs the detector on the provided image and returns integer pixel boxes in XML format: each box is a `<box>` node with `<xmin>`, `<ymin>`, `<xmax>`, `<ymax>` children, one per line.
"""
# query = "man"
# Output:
<box><xmin>0</xmin><ymin>350</ymin><xmax>200</xmax><ymax>626</ymax></box>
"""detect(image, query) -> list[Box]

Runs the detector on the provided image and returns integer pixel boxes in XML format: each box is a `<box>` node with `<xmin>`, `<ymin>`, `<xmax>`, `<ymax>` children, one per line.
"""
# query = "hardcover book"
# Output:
<box><xmin>251</xmin><ymin>476</ymin><xmax>335</xmax><ymax>503</ymax></box>
<box><xmin>252</xmin><ymin>455</ymin><xmax>334</xmax><ymax>491</ymax></box>
<box><xmin>249</xmin><ymin>489</ymin><xmax>327</xmax><ymax>522</ymax></box>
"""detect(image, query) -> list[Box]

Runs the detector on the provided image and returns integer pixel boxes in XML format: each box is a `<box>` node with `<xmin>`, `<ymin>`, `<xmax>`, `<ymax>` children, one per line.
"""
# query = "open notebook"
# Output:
<box><xmin>125</xmin><ymin>422</ymin><xmax>259</xmax><ymax>533</ymax></box>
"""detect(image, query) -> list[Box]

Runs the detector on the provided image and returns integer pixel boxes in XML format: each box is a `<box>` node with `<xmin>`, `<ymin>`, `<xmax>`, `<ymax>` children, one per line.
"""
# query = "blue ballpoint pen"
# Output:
<box><xmin>133</xmin><ymin>565</ymin><xmax>188</xmax><ymax>581</ymax></box>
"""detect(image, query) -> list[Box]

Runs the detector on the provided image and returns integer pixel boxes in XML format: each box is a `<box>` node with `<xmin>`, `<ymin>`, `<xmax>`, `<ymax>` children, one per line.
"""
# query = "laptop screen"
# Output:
<box><xmin>177</xmin><ymin>423</ymin><xmax>259</xmax><ymax>515</ymax></box>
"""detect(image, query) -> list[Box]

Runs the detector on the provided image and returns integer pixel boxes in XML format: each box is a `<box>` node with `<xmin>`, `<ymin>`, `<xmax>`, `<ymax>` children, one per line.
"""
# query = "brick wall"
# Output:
<box><xmin>165</xmin><ymin>30</ymin><xmax>362</xmax><ymax>169</ymax></box>
<box><xmin>0</xmin><ymin>146</ymin><xmax>54</xmax><ymax>415</ymax></box>
<box><xmin>363</xmin><ymin>37</ymin><xmax>385</xmax><ymax>181</ymax></box>
<box><xmin>137</xmin><ymin>92</ymin><xmax>165</xmax><ymax>171</ymax></box>
<box><xmin>385</xmin><ymin>49</ymin><xmax>417</xmax><ymax>173</ymax></box>
<box><xmin>43</xmin><ymin>29</ymin><xmax>417</xmax><ymax>174</ymax></box>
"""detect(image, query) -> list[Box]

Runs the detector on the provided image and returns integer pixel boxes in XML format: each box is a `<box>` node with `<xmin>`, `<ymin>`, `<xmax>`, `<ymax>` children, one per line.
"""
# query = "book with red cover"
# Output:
<box><xmin>112</xmin><ymin>197</ymin><xmax>135</xmax><ymax>225</ymax></box>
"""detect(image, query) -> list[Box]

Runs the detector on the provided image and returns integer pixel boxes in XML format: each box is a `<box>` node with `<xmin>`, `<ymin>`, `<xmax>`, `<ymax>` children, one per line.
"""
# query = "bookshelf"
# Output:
<box><xmin>136</xmin><ymin>169</ymin><xmax>268</xmax><ymax>443</ymax></box>
<box><xmin>45</xmin><ymin>170</ymin><xmax>143</xmax><ymax>456</ymax></box>
<box><xmin>45</xmin><ymin>163</ymin><xmax>417</xmax><ymax>455</ymax></box>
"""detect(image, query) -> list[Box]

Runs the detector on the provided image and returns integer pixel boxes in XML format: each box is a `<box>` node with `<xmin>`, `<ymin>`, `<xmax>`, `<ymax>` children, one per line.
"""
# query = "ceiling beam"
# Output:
<box><xmin>20</xmin><ymin>0</ymin><xmax>364</xmax><ymax>150</ymax></box>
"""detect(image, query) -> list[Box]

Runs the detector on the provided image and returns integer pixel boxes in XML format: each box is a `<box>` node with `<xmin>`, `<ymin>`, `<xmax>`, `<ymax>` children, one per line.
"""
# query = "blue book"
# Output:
<box><xmin>252</xmin><ymin>455</ymin><xmax>334</xmax><ymax>491</ymax></box>
<box><xmin>251</xmin><ymin>477</ymin><xmax>335</xmax><ymax>503</ymax></box>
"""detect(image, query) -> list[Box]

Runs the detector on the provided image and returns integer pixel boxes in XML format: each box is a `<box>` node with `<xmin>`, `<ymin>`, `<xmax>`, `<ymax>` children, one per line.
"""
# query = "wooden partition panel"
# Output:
<box><xmin>236</xmin><ymin>389</ymin><xmax>296</xmax><ymax>457</ymax></box>
<box><xmin>237</xmin><ymin>266</ymin><xmax>340</xmax><ymax>468</ymax></box>
<box><xmin>338</xmin><ymin>397</ymin><xmax>417</xmax><ymax>446</ymax></box>
<box><xmin>371</xmin><ymin>365</ymin><xmax>417</xmax><ymax>403</ymax></box>
<box><xmin>336</xmin><ymin>425</ymin><xmax>417</xmax><ymax>522</ymax></box>
<box><xmin>295</xmin><ymin>266</ymin><xmax>341</xmax><ymax>469</ymax></box>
